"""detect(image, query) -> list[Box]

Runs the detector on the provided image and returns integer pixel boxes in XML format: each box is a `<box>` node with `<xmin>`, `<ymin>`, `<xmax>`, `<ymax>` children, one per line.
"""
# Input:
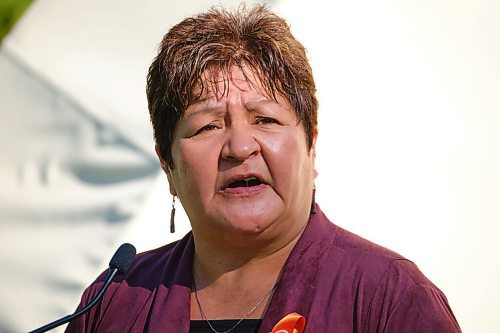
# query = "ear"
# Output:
<box><xmin>155</xmin><ymin>144</ymin><xmax>177</xmax><ymax>196</ymax></box>
<box><xmin>311</xmin><ymin>127</ymin><xmax>318</xmax><ymax>179</ymax></box>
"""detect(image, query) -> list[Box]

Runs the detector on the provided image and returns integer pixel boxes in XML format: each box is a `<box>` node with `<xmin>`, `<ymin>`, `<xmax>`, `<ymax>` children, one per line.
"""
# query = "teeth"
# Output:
<box><xmin>226</xmin><ymin>176</ymin><xmax>262</xmax><ymax>188</ymax></box>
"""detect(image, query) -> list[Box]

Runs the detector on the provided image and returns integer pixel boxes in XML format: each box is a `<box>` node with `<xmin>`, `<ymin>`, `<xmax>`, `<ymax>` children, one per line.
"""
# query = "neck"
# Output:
<box><xmin>192</xmin><ymin>221</ymin><xmax>305</xmax><ymax>285</ymax></box>
<box><xmin>190</xmin><ymin>228</ymin><xmax>304</xmax><ymax>320</ymax></box>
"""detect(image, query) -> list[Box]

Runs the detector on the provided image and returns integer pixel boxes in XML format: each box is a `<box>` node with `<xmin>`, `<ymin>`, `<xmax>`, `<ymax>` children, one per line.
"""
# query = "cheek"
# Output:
<box><xmin>172</xmin><ymin>140</ymin><xmax>221</xmax><ymax>196</ymax></box>
<box><xmin>259</xmin><ymin>129</ymin><xmax>311</xmax><ymax>183</ymax></box>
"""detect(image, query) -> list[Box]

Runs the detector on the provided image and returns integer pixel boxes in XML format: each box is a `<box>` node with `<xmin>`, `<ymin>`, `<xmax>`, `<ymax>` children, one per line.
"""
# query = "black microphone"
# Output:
<box><xmin>28</xmin><ymin>243</ymin><xmax>137</xmax><ymax>333</ymax></box>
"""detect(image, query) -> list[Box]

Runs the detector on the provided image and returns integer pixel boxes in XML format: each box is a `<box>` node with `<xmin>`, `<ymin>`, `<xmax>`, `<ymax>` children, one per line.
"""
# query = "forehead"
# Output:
<box><xmin>189</xmin><ymin>66</ymin><xmax>274</xmax><ymax>106</ymax></box>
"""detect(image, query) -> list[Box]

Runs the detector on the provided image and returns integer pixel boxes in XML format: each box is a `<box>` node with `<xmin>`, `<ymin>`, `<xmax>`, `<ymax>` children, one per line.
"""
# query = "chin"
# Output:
<box><xmin>221</xmin><ymin>209</ymin><xmax>278</xmax><ymax>235</ymax></box>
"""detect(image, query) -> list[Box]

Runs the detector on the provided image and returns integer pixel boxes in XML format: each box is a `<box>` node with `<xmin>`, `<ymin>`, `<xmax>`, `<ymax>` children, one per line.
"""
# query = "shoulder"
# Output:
<box><xmin>124</xmin><ymin>240</ymin><xmax>181</xmax><ymax>282</ymax></box>
<box><xmin>324</xmin><ymin>217</ymin><xmax>439</xmax><ymax>299</ymax></box>
<box><xmin>313</xmin><ymin>210</ymin><xmax>417</xmax><ymax>287</ymax></box>
<box><xmin>311</xmin><ymin>206</ymin><xmax>406</xmax><ymax>264</ymax></box>
<box><xmin>384</xmin><ymin>283</ymin><xmax>462</xmax><ymax>332</ymax></box>
<box><xmin>332</xmin><ymin>224</ymin><xmax>405</xmax><ymax>262</ymax></box>
<box><xmin>323</xmin><ymin>218</ymin><xmax>460</xmax><ymax>331</ymax></box>
<box><xmin>331</xmin><ymin>224</ymin><xmax>435</xmax><ymax>284</ymax></box>
<box><xmin>91</xmin><ymin>237</ymin><xmax>185</xmax><ymax>289</ymax></box>
<box><xmin>66</xmin><ymin>234</ymin><xmax>194</xmax><ymax>332</ymax></box>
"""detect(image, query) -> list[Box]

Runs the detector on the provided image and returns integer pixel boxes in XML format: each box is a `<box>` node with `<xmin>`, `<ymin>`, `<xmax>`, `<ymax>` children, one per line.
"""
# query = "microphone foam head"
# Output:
<box><xmin>109</xmin><ymin>243</ymin><xmax>136</xmax><ymax>274</ymax></box>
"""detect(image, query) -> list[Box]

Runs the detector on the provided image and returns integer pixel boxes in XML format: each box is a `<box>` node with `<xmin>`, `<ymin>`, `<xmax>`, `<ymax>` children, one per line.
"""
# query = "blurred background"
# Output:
<box><xmin>0</xmin><ymin>0</ymin><xmax>498</xmax><ymax>332</ymax></box>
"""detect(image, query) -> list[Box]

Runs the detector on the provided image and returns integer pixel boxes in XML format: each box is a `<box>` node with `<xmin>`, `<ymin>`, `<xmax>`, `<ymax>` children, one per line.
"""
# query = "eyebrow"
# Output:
<box><xmin>183</xmin><ymin>105</ymin><xmax>225</xmax><ymax>120</ymax></box>
<box><xmin>183</xmin><ymin>97</ymin><xmax>282</xmax><ymax>121</ymax></box>
<box><xmin>245</xmin><ymin>99</ymin><xmax>278</xmax><ymax>109</ymax></box>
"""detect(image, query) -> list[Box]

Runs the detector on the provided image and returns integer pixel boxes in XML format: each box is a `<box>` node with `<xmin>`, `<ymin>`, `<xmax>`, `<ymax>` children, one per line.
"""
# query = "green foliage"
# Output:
<box><xmin>0</xmin><ymin>0</ymin><xmax>33</xmax><ymax>43</ymax></box>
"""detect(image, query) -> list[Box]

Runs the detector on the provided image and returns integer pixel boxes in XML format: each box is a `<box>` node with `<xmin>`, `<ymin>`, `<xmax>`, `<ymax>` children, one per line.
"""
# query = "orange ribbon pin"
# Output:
<box><xmin>271</xmin><ymin>312</ymin><xmax>306</xmax><ymax>333</ymax></box>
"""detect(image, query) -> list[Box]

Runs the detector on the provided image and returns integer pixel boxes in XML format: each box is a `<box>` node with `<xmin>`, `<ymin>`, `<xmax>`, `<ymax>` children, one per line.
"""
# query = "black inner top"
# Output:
<box><xmin>190</xmin><ymin>319</ymin><xmax>262</xmax><ymax>333</ymax></box>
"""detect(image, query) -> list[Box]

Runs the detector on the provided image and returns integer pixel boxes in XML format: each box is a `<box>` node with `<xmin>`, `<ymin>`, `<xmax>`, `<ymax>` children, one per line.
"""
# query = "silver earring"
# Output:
<box><xmin>170</xmin><ymin>196</ymin><xmax>176</xmax><ymax>233</ymax></box>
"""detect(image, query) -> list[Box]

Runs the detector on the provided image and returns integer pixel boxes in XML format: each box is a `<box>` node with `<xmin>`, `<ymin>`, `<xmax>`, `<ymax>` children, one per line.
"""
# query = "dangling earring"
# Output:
<box><xmin>310</xmin><ymin>186</ymin><xmax>317</xmax><ymax>214</ymax></box>
<box><xmin>170</xmin><ymin>195</ymin><xmax>176</xmax><ymax>233</ymax></box>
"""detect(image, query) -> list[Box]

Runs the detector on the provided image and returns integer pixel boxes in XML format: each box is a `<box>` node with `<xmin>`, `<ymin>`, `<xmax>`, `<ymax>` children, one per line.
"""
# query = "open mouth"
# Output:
<box><xmin>226</xmin><ymin>177</ymin><xmax>263</xmax><ymax>189</ymax></box>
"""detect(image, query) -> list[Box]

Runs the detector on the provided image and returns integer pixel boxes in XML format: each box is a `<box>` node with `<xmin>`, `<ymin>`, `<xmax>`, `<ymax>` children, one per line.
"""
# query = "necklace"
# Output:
<box><xmin>192</xmin><ymin>275</ymin><xmax>279</xmax><ymax>333</ymax></box>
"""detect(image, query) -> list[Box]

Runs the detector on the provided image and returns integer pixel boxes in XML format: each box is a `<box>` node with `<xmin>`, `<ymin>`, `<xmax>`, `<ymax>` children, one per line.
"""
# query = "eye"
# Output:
<box><xmin>256</xmin><ymin>116</ymin><xmax>279</xmax><ymax>125</ymax></box>
<box><xmin>193</xmin><ymin>123</ymin><xmax>220</xmax><ymax>136</ymax></box>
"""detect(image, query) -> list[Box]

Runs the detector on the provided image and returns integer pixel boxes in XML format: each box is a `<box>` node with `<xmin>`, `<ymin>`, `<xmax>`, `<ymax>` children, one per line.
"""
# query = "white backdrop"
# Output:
<box><xmin>0</xmin><ymin>0</ymin><xmax>498</xmax><ymax>332</ymax></box>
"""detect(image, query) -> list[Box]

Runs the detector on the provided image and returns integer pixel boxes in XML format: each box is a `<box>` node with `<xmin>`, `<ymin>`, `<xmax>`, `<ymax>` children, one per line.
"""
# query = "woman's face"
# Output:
<box><xmin>162</xmin><ymin>68</ymin><xmax>317</xmax><ymax>244</ymax></box>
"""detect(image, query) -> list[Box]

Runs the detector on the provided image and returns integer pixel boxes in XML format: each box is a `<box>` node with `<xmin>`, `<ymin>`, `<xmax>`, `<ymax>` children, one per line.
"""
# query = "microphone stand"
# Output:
<box><xmin>28</xmin><ymin>267</ymin><xmax>119</xmax><ymax>333</ymax></box>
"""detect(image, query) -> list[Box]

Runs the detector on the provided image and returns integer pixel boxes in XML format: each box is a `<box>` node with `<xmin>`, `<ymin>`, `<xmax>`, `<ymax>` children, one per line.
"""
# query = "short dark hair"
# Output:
<box><xmin>147</xmin><ymin>4</ymin><xmax>318</xmax><ymax>168</ymax></box>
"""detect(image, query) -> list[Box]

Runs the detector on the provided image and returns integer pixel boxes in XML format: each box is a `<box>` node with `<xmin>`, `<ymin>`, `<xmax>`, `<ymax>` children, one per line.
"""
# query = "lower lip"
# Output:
<box><xmin>220</xmin><ymin>183</ymin><xmax>268</xmax><ymax>196</ymax></box>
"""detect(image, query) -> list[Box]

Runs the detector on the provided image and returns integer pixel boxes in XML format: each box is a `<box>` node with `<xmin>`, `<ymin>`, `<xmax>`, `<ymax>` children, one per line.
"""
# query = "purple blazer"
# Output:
<box><xmin>66</xmin><ymin>205</ymin><xmax>461</xmax><ymax>332</ymax></box>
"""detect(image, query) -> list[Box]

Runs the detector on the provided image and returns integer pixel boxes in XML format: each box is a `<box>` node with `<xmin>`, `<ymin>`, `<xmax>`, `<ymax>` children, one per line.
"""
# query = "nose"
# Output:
<box><xmin>221</xmin><ymin>124</ymin><xmax>260</xmax><ymax>162</ymax></box>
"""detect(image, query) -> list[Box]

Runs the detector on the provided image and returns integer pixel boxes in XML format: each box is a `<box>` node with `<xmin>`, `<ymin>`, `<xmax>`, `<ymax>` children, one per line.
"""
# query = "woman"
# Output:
<box><xmin>66</xmin><ymin>5</ymin><xmax>460</xmax><ymax>333</ymax></box>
